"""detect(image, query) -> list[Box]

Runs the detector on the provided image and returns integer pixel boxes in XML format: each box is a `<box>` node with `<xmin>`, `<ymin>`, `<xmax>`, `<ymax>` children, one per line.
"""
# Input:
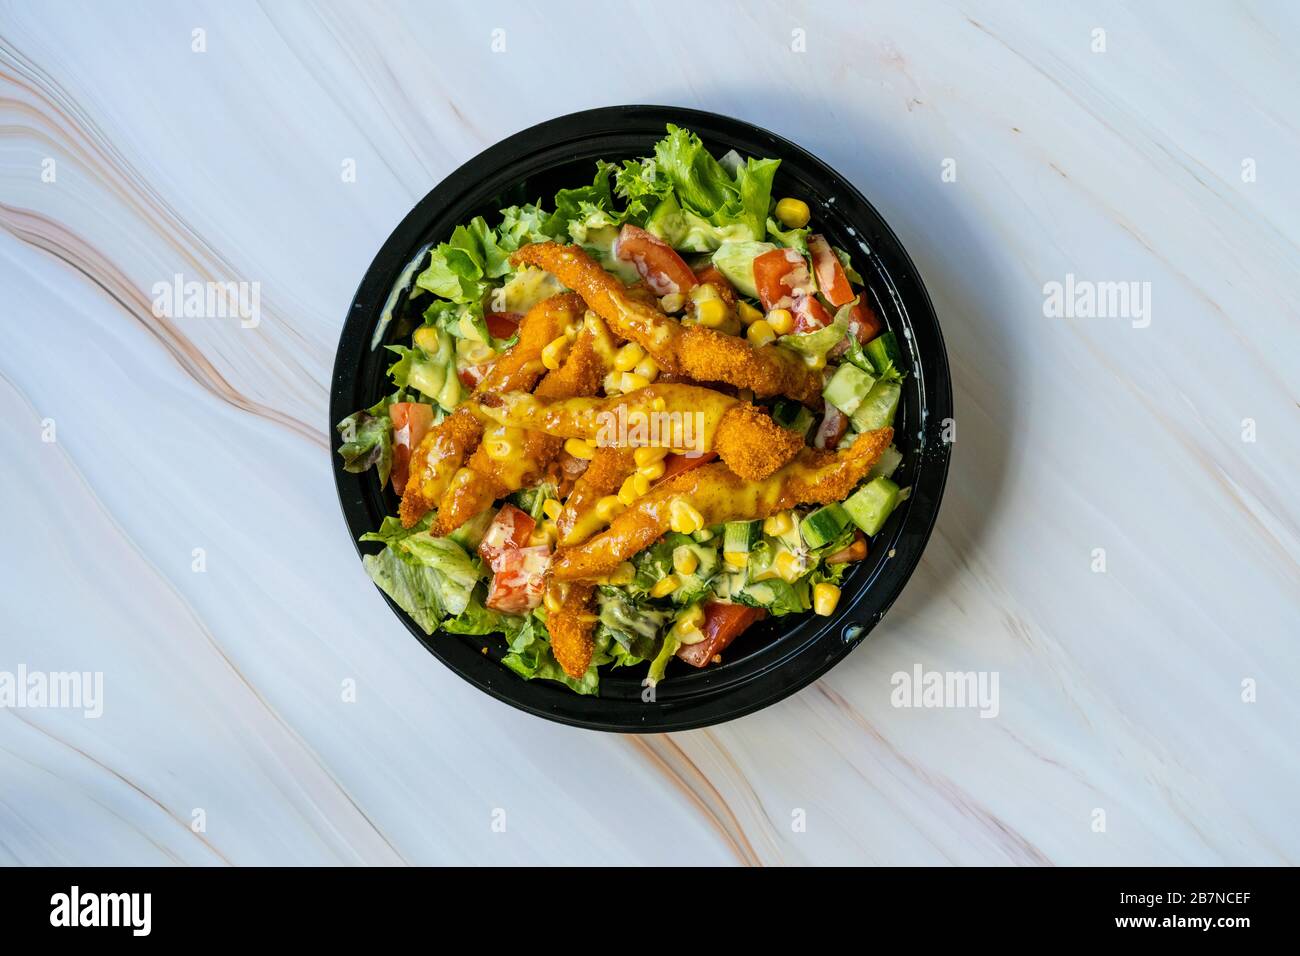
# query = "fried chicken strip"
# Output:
<box><xmin>399</xmin><ymin>292</ymin><xmax>583</xmax><ymax>527</ymax></box>
<box><xmin>510</xmin><ymin>243</ymin><xmax>824</xmax><ymax>404</ymax></box>
<box><xmin>474</xmin><ymin>383</ymin><xmax>803</xmax><ymax>481</ymax></box>
<box><xmin>545</xmin><ymin>582</ymin><xmax>597</xmax><ymax>678</ymax></box>
<box><xmin>549</xmin><ymin>427</ymin><xmax>894</xmax><ymax>582</ymax></box>
<box><xmin>433</xmin><ymin>310</ymin><xmax>617</xmax><ymax>534</ymax></box>
<box><xmin>555</xmin><ymin>446</ymin><xmax>636</xmax><ymax>546</ymax></box>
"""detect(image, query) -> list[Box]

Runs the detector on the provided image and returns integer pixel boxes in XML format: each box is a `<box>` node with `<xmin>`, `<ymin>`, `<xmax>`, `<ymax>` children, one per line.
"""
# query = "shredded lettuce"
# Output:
<box><xmin>363</xmin><ymin>548</ymin><xmax>450</xmax><ymax>635</ymax></box>
<box><xmin>595</xmin><ymin>586</ymin><xmax>668</xmax><ymax>664</ymax></box>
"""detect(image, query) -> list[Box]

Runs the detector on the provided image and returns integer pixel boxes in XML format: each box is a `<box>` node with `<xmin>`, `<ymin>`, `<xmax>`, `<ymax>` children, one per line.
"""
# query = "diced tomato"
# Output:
<box><xmin>485</xmin><ymin>545</ymin><xmax>550</xmax><ymax>613</ymax></box>
<box><xmin>615</xmin><ymin>224</ymin><xmax>697</xmax><ymax>296</ymax></box>
<box><xmin>808</xmin><ymin>234</ymin><xmax>854</xmax><ymax>307</ymax></box>
<box><xmin>753</xmin><ymin>248</ymin><xmax>812</xmax><ymax>311</ymax></box>
<box><xmin>478</xmin><ymin>503</ymin><xmax>536</xmax><ymax>572</ymax></box>
<box><xmin>848</xmin><ymin>301</ymin><xmax>883</xmax><ymax>342</ymax></box>
<box><xmin>677</xmin><ymin>603</ymin><xmax>766</xmax><ymax>668</ymax></box>
<box><xmin>693</xmin><ymin>265</ymin><xmax>737</xmax><ymax>308</ymax></box>
<box><xmin>657</xmin><ymin>451</ymin><xmax>718</xmax><ymax>484</ymax></box>
<box><xmin>814</xmin><ymin>407</ymin><xmax>848</xmax><ymax>450</ymax></box>
<box><xmin>485</xmin><ymin>311</ymin><xmax>522</xmax><ymax>339</ymax></box>
<box><xmin>388</xmin><ymin>402</ymin><xmax>434</xmax><ymax>495</ymax></box>
<box><xmin>791</xmin><ymin>293</ymin><xmax>834</xmax><ymax>333</ymax></box>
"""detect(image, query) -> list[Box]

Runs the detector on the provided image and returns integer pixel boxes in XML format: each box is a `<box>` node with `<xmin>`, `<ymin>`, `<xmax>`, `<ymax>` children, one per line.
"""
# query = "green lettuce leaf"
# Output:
<box><xmin>335</xmin><ymin>396</ymin><xmax>392</xmax><ymax>485</ymax></box>
<box><xmin>392</xmin><ymin>533</ymin><xmax>481</xmax><ymax>617</ymax></box>
<box><xmin>777</xmin><ymin>299</ymin><xmax>852</xmax><ymax>360</ymax></box>
<box><xmin>362</xmin><ymin>547</ymin><xmax>447</xmax><ymax>635</ymax></box>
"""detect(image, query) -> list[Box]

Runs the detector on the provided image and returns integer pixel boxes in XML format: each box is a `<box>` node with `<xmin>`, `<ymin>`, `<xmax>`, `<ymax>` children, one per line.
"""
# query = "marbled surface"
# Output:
<box><xmin>1</xmin><ymin>0</ymin><xmax>1296</xmax><ymax>865</ymax></box>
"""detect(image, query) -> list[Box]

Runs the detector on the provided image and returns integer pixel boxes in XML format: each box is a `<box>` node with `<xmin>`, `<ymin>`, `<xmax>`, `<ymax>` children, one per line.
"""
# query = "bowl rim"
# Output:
<box><xmin>329</xmin><ymin>105</ymin><xmax>953</xmax><ymax>732</ymax></box>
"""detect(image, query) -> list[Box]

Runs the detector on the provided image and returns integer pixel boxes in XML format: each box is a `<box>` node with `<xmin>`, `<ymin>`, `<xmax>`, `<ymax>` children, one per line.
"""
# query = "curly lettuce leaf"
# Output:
<box><xmin>653</xmin><ymin>125</ymin><xmax>779</xmax><ymax>243</ymax></box>
<box><xmin>335</xmin><ymin>396</ymin><xmax>392</xmax><ymax>485</ymax></box>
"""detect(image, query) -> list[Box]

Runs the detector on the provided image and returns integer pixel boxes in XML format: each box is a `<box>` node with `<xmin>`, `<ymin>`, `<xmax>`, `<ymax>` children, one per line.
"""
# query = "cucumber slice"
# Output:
<box><xmin>850</xmin><ymin>379</ymin><xmax>901</xmax><ymax>432</ymax></box>
<box><xmin>723</xmin><ymin>519</ymin><xmax>762</xmax><ymax>554</ymax></box>
<box><xmin>645</xmin><ymin>194</ymin><xmax>687</xmax><ymax>248</ymax></box>
<box><xmin>711</xmin><ymin>240</ymin><xmax>776</xmax><ymax>299</ymax></box>
<box><xmin>822</xmin><ymin>363</ymin><xmax>877</xmax><ymax>416</ymax></box>
<box><xmin>800</xmin><ymin>503</ymin><xmax>851</xmax><ymax>548</ymax></box>
<box><xmin>865</xmin><ymin>332</ymin><xmax>903</xmax><ymax>376</ymax></box>
<box><xmin>844</xmin><ymin>477</ymin><xmax>901</xmax><ymax>536</ymax></box>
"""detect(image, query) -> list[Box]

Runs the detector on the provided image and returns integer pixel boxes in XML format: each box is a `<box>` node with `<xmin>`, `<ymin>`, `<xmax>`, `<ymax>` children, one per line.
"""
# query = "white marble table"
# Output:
<box><xmin>1</xmin><ymin>0</ymin><xmax>1296</xmax><ymax>866</ymax></box>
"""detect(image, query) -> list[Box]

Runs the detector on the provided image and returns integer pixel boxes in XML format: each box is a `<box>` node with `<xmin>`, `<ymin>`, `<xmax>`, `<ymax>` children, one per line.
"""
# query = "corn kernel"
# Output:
<box><xmin>564</xmin><ymin>437</ymin><xmax>596</xmax><ymax>460</ymax></box>
<box><xmin>746</xmin><ymin>319</ymin><xmax>776</xmax><ymax>347</ymax></box>
<box><xmin>541</xmin><ymin>499</ymin><xmax>562</xmax><ymax>521</ymax></box>
<box><xmin>766</xmin><ymin>308</ymin><xmax>794</xmax><ymax>335</ymax></box>
<box><xmin>595</xmin><ymin>495</ymin><xmax>625</xmax><ymax>522</ymax></box>
<box><xmin>613</xmin><ymin>343</ymin><xmax>645</xmax><ymax>372</ymax></box>
<box><xmin>696</xmin><ymin>298</ymin><xmax>729</xmax><ymax>328</ymax></box>
<box><xmin>413</xmin><ymin>326</ymin><xmax>440</xmax><ymax>351</ymax></box>
<box><xmin>673</xmin><ymin>604</ymin><xmax>706</xmax><ymax>636</ymax></box>
<box><xmin>603</xmin><ymin>371</ymin><xmax>623</xmax><ymax>394</ymax></box>
<box><xmin>541</xmin><ymin>334</ymin><xmax>571</xmax><ymax>370</ymax></box>
<box><xmin>621</xmin><ymin>372</ymin><xmax>651</xmax><ymax>392</ymax></box>
<box><xmin>484</xmin><ymin>438</ymin><xmax>513</xmax><ymax>460</ymax></box>
<box><xmin>651</xmin><ymin>396</ymin><xmax>667</xmax><ymax>412</ymax></box>
<box><xmin>763</xmin><ymin>511</ymin><xmax>795</xmax><ymax>536</ymax></box>
<box><xmin>672</xmin><ymin>546</ymin><xmax>699</xmax><ymax>576</ymax></box>
<box><xmin>617</xmin><ymin>472</ymin><xmax>650</xmax><ymax>506</ymax></box>
<box><xmin>724</xmin><ymin>551</ymin><xmax>749</xmax><ymax>569</ymax></box>
<box><xmin>774</xmin><ymin>197</ymin><xmax>811</xmax><ymax>228</ymax></box>
<box><xmin>669</xmin><ymin>498</ymin><xmax>705</xmax><ymax>534</ymax></box>
<box><xmin>775</xmin><ymin>551</ymin><xmax>804</xmax><ymax>582</ymax></box>
<box><xmin>634</xmin><ymin>356</ymin><xmax>659</xmax><ymax>381</ymax></box>
<box><xmin>659</xmin><ymin>293</ymin><xmax>685</xmax><ymax>313</ymax></box>
<box><xmin>605</xmin><ymin>562</ymin><xmax>635</xmax><ymax>586</ymax></box>
<box><xmin>650</xmin><ymin>575</ymin><xmax>680</xmax><ymax>598</ymax></box>
<box><xmin>634</xmin><ymin>446</ymin><xmax>669</xmax><ymax>468</ymax></box>
<box><xmin>737</xmin><ymin>301</ymin><xmax>764</xmax><ymax>326</ymax></box>
<box><xmin>693</xmin><ymin>527</ymin><xmax>714</xmax><ymax>542</ymax></box>
<box><xmin>638</xmin><ymin>460</ymin><xmax>666</xmax><ymax>482</ymax></box>
<box><xmin>543</xmin><ymin>587</ymin><xmax>565</xmax><ymax>613</ymax></box>
<box><xmin>813</xmin><ymin>583</ymin><xmax>841</xmax><ymax>616</ymax></box>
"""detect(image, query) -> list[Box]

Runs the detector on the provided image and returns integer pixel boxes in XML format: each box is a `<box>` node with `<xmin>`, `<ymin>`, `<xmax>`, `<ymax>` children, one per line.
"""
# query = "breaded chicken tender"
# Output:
<box><xmin>549</xmin><ymin>427</ymin><xmax>894</xmax><ymax>581</ymax></box>
<box><xmin>474</xmin><ymin>383</ymin><xmax>803</xmax><ymax>481</ymax></box>
<box><xmin>399</xmin><ymin>292</ymin><xmax>583</xmax><ymax>527</ymax></box>
<box><xmin>510</xmin><ymin>243</ymin><xmax>823</xmax><ymax>403</ymax></box>
<box><xmin>545</xmin><ymin>582</ymin><xmax>597</xmax><ymax>678</ymax></box>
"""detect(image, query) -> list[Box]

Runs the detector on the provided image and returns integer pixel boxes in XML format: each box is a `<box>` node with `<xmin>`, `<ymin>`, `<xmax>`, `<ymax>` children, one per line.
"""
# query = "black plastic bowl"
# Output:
<box><xmin>330</xmin><ymin>106</ymin><xmax>952</xmax><ymax>732</ymax></box>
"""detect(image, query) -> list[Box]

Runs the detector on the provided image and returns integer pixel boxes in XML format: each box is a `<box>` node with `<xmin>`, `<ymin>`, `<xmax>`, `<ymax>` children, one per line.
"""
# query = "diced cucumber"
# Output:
<box><xmin>711</xmin><ymin>240</ymin><xmax>776</xmax><ymax>299</ymax></box>
<box><xmin>850</xmin><ymin>379</ymin><xmax>901</xmax><ymax>432</ymax></box>
<box><xmin>822</xmin><ymin>363</ymin><xmax>877</xmax><ymax>416</ymax></box>
<box><xmin>867</xmin><ymin>444</ymin><xmax>903</xmax><ymax>481</ymax></box>
<box><xmin>723</xmin><ymin>519</ymin><xmax>763</xmax><ymax>554</ymax></box>
<box><xmin>844</xmin><ymin>477</ymin><xmax>901</xmax><ymax>536</ymax></box>
<box><xmin>865</xmin><ymin>332</ymin><xmax>903</xmax><ymax>377</ymax></box>
<box><xmin>800</xmin><ymin>504</ymin><xmax>851</xmax><ymax>549</ymax></box>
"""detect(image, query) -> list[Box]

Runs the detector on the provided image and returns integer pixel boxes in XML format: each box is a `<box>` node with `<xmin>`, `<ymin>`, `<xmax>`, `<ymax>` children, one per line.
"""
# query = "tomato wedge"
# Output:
<box><xmin>808</xmin><ymin>234</ymin><xmax>854</xmax><ymax>307</ymax></box>
<box><xmin>848</xmin><ymin>301</ymin><xmax>884</xmax><ymax>342</ymax></box>
<box><xmin>485</xmin><ymin>545</ymin><xmax>550</xmax><ymax>613</ymax></box>
<box><xmin>791</xmin><ymin>293</ymin><xmax>834</xmax><ymax>333</ymax></box>
<box><xmin>753</xmin><ymin>248</ymin><xmax>812</xmax><ymax>311</ymax></box>
<box><xmin>478</xmin><ymin>503</ymin><xmax>536</xmax><ymax>572</ymax></box>
<box><xmin>485</xmin><ymin>311</ymin><xmax>522</xmax><ymax>339</ymax></box>
<box><xmin>388</xmin><ymin>402</ymin><xmax>434</xmax><ymax>495</ymax></box>
<box><xmin>615</xmin><ymin>224</ymin><xmax>697</xmax><ymax>296</ymax></box>
<box><xmin>677</xmin><ymin>603</ymin><xmax>766</xmax><ymax>668</ymax></box>
<box><xmin>458</xmin><ymin>364</ymin><xmax>488</xmax><ymax>390</ymax></box>
<box><xmin>657</xmin><ymin>450</ymin><xmax>718</xmax><ymax>484</ymax></box>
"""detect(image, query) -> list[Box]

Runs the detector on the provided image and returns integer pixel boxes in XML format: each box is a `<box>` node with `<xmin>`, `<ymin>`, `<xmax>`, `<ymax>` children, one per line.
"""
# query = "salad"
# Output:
<box><xmin>337</xmin><ymin>125</ymin><xmax>909</xmax><ymax>695</ymax></box>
